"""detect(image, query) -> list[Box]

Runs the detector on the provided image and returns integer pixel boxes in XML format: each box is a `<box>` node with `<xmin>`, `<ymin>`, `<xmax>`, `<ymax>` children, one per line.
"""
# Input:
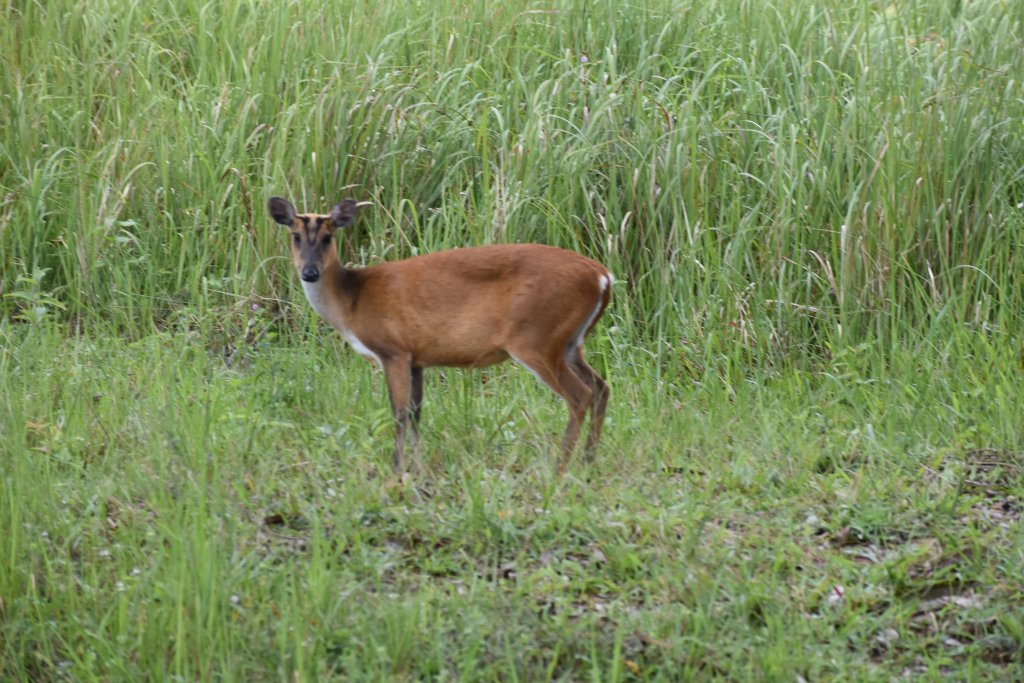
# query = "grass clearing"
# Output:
<box><xmin>2</xmin><ymin>0</ymin><xmax>1023</xmax><ymax>679</ymax></box>
<box><xmin>3</xmin><ymin>323</ymin><xmax>1020</xmax><ymax>679</ymax></box>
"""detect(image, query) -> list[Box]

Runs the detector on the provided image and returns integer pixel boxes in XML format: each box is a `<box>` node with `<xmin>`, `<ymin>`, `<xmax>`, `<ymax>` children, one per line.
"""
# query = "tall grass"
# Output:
<box><xmin>3</xmin><ymin>0</ymin><xmax>1021</xmax><ymax>353</ymax></box>
<box><xmin>2</xmin><ymin>0</ymin><xmax>1023</xmax><ymax>680</ymax></box>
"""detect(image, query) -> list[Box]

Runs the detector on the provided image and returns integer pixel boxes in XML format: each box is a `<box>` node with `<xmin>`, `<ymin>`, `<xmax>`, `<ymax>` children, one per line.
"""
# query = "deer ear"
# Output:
<box><xmin>329</xmin><ymin>199</ymin><xmax>358</xmax><ymax>228</ymax></box>
<box><xmin>268</xmin><ymin>196</ymin><xmax>296</xmax><ymax>226</ymax></box>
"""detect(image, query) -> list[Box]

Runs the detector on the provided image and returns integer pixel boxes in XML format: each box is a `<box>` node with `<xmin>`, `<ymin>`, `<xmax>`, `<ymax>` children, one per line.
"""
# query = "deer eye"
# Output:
<box><xmin>292</xmin><ymin>233</ymin><xmax>301</xmax><ymax>245</ymax></box>
<box><xmin>322</xmin><ymin>234</ymin><xmax>332</xmax><ymax>245</ymax></box>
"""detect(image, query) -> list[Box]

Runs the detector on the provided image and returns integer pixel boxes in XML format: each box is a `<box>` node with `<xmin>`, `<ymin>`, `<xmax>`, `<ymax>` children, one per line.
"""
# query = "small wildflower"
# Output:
<box><xmin>580</xmin><ymin>54</ymin><xmax>588</xmax><ymax>64</ymax></box>
<box><xmin>231</xmin><ymin>594</ymin><xmax>241</xmax><ymax>605</ymax></box>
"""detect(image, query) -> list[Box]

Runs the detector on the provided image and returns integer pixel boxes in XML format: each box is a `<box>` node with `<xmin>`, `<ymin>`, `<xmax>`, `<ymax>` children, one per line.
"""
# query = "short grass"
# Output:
<box><xmin>4</xmin><ymin>321</ymin><xmax>1021</xmax><ymax>680</ymax></box>
<box><xmin>2</xmin><ymin>0</ymin><xmax>1023</xmax><ymax>680</ymax></box>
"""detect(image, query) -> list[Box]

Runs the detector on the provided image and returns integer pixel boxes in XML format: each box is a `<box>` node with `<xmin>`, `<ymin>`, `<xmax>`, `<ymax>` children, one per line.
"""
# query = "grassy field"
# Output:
<box><xmin>2</xmin><ymin>0</ymin><xmax>1023</xmax><ymax>680</ymax></box>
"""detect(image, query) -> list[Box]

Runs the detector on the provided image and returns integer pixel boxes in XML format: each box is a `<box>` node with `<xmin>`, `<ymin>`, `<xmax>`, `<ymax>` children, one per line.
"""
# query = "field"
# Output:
<box><xmin>2</xmin><ymin>0</ymin><xmax>1023</xmax><ymax>679</ymax></box>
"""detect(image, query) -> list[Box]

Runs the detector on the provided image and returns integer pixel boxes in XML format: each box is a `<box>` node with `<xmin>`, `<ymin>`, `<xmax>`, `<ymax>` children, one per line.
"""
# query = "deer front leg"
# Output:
<box><xmin>382</xmin><ymin>355</ymin><xmax>414</xmax><ymax>474</ymax></box>
<box><xmin>409</xmin><ymin>366</ymin><xmax>424</xmax><ymax>462</ymax></box>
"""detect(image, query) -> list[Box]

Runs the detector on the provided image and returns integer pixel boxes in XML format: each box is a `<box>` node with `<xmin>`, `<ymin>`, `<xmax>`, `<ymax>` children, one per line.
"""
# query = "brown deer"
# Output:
<box><xmin>268</xmin><ymin>196</ymin><xmax>611</xmax><ymax>473</ymax></box>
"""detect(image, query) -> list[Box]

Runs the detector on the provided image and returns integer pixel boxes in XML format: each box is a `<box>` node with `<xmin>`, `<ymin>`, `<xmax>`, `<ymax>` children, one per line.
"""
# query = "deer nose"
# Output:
<box><xmin>301</xmin><ymin>266</ymin><xmax>320</xmax><ymax>282</ymax></box>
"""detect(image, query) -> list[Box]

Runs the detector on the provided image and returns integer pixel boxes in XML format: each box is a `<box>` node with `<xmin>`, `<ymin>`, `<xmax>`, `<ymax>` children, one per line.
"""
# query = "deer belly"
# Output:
<box><xmin>416</xmin><ymin>347</ymin><xmax>510</xmax><ymax>368</ymax></box>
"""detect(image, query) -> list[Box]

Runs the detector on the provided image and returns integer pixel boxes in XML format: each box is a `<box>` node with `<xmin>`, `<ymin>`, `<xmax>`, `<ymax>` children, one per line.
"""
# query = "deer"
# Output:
<box><xmin>268</xmin><ymin>196</ymin><xmax>611</xmax><ymax>474</ymax></box>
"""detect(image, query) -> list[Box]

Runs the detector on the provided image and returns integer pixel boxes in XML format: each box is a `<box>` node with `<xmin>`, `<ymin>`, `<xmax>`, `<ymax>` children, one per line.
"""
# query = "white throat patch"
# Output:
<box><xmin>301</xmin><ymin>280</ymin><xmax>332</xmax><ymax>320</ymax></box>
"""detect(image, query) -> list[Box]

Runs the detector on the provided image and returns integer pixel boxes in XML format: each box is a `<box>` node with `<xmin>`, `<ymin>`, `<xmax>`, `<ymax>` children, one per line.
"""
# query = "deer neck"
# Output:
<box><xmin>300</xmin><ymin>262</ymin><xmax>380</xmax><ymax>364</ymax></box>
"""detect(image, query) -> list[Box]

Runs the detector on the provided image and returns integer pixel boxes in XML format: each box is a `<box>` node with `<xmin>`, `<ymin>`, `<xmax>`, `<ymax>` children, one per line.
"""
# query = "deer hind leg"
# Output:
<box><xmin>509</xmin><ymin>347</ymin><xmax>593</xmax><ymax>472</ymax></box>
<box><xmin>382</xmin><ymin>354</ymin><xmax>416</xmax><ymax>473</ymax></box>
<box><xmin>561</xmin><ymin>277</ymin><xmax>611</xmax><ymax>460</ymax></box>
<box><xmin>568</xmin><ymin>347</ymin><xmax>608</xmax><ymax>458</ymax></box>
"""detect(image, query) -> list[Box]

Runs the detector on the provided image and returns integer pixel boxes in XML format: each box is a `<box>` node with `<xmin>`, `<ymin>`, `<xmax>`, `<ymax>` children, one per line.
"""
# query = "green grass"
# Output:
<box><xmin>2</xmin><ymin>0</ymin><xmax>1023</xmax><ymax>680</ymax></box>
